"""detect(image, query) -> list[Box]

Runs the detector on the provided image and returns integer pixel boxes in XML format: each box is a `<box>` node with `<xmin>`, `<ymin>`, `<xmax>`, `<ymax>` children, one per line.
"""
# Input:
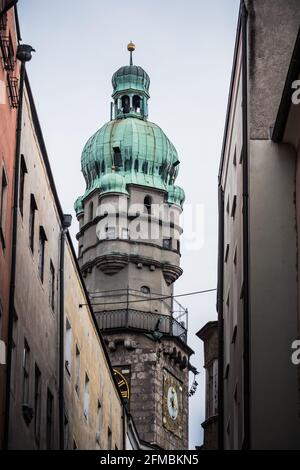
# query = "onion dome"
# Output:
<box><xmin>167</xmin><ymin>185</ymin><xmax>185</xmax><ymax>208</ymax></box>
<box><xmin>100</xmin><ymin>172</ymin><xmax>129</xmax><ymax>196</ymax></box>
<box><xmin>112</xmin><ymin>65</ymin><xmax>150</xmax><ymax>97</ymax></box>
<box><xmin>75</xmin><ymin>43</ymin><xmax>184</xmax><ymax>216</ymax></box>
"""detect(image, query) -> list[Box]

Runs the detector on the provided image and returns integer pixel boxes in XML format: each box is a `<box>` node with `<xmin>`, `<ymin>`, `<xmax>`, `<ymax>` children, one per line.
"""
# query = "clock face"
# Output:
<box><xmin>113</xmin><ymin>369</ymin><xmax>130</xmax><ymax>403</ymax></box>
<box><xmin>163</xmin><ymin>369</ymin><xmax>183</xmax><ymax>439</ymax></box>
<box><xmin>167</xmin><ymin>386</ymin><xmax>179</xmax><ymax>420</ymax></box>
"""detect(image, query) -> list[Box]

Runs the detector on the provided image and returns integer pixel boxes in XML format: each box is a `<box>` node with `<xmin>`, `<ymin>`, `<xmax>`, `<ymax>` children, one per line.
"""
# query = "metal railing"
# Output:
<box><xmin>95</xmin><ymin>308</ymin><xmax>187</xmax><ymax>343</ymax></box>
<box><xmin>90</xmin><ymin>287</ymin><xmax>188</xmax><ymax>324</ymax></box>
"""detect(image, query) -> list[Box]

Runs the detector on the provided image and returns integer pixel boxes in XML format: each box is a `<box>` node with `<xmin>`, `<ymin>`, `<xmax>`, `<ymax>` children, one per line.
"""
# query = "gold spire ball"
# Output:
<box><xmin>127</xmin><ymin>41</ymin><xmax>135</xmax><ymax>65</ymax></box>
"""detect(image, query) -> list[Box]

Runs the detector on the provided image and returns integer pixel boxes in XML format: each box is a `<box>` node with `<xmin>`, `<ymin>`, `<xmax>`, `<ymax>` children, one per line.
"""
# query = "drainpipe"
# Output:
<box><xmin>59</xmin><ymin>214</ymin><xmax>72</xmax><ymax>450</ymax></box>
<box><xmin>217</xmin><ymin>185</ymin><xmax>224</xmax><ymax>450</ymax></box>
<box><xmin>241</xmin><ymin>1</ymin><xmax>251</xmax><ymax>450</ymax></box>
<box><xmin>122</xmin><ymin>406</ymin><xmax>126</xmax><ymax>450</ymax></box>
<box><xmin>3</xmin><ymin>44</ymin><xmax>35</xmax><ymax>450</ymax></box>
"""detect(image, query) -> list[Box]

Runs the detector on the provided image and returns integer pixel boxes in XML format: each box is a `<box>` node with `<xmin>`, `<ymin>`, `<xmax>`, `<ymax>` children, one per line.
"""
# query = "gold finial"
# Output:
<box><xmin>127</xmin><ymin>41</ymin><xmax>135</xmax><ymax>65</ymax></box>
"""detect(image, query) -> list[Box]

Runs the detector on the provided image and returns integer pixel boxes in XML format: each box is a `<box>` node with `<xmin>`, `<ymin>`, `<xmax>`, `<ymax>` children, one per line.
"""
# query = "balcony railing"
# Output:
<box><xmin>95</xmin><ymin>308</ymin><xmax>187</xmax><ymax>343</ymax></box>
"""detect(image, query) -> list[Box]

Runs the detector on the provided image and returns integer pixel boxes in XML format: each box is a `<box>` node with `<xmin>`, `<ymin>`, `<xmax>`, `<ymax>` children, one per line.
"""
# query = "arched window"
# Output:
<box><xmin>141</xmin><ymin>286</ymin><xmax>150</xmax><ymax>295</ymax></box>
<box><xmin>101</xmin><ymin>160</ymin><xmax>105</xmax><ymax>173</ymax></box>
<box><xmin>89</xmin><ymin>201</ymin><xmax>94</xmax><ymax>221</ymax></box>
<box><xmin>125</xmin><ymin>158</ymin><xmax>132</xmax><ymax>171</ymax></box>
<box><xmin>121</xmin><ymin>95</ymin><xmax>130</xmax><ymax>114</ymax></box>
<box><xmin>134</xmin><ymin>160</ymin><xmax>139</xmax><ymax>172</ymax></box>
<box><xmin>142</xmin><ymin>161</ymin><xmax>148</xmax><ymax>174</ymax></box>
<box><xmin>133</xmin><ymin>95</ymin><xmax>141</xmax><ymax>113</ymax></box>
<box><xmin>144</xmin><ymin>196</ymin><xmax>152</xmax><ymax>214</ymax></box>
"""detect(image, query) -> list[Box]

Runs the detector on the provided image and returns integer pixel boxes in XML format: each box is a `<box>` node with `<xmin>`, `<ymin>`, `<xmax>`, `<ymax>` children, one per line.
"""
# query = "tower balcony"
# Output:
<box><xmin>90</xmin><ymin>288</ymin><xmax>188</xmax><ymax>344</ymax></box>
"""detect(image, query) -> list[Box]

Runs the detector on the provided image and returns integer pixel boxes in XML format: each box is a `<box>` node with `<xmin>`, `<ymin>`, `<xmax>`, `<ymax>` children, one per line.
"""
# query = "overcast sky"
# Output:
<box><xmin>18</xmin><ymin>0</ymin><xmax>240</xmax><ymax>449</ymax></box>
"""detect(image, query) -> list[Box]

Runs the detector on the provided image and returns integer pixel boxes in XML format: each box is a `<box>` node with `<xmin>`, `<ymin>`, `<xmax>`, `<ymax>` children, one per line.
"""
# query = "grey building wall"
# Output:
<box><xmin>218</xmin><ymin>0</ymin><xmax>300</xmax><ymax>450</ymax></box>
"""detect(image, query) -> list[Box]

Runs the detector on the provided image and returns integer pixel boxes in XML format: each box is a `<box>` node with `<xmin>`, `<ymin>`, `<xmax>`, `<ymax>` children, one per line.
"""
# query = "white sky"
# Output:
<box><xmin>18</xmin><ymin>0</ymin><xmax>240</xmax><ymax>449</ymax></box>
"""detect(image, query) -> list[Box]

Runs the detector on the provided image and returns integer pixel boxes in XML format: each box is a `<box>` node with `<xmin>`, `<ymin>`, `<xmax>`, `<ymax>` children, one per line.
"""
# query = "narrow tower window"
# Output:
<box><xmin>89</xmin><ymin>201</ymin><xmax>93</xmax><ymax>221</ymax></box>
<box><xmin>144</xmin><ymin>196</ymin><xmax>152</xmax><ymax>214</ymax></box>
<box><xmin>113</xmin><ymin>146</ymin><xmax>122</xmax><ymax>167</ymax></box>
<box><xmin>133</xmin><ymin>95</ymin><xmax>141</xmax><ymax>112</ymax></box>
<box><xmin>121</xmin><ymin>95</ymin><xmax>130</xmax><ymax>114</ymax></box>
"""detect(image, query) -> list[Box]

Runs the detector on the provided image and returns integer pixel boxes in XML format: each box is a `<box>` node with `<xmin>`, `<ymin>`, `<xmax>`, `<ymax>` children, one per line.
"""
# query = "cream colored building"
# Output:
<box><xmin>7</xmin><ymin>70</ymin><xmax>124</xmax><ymax>449</ymax></box>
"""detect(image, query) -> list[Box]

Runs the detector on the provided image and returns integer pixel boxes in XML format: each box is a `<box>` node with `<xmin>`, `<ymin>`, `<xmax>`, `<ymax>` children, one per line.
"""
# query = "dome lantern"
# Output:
<box><xmin>112</xmin><ymin>42</ymin><xmax>150</xmax><ymax>120</ymax></box>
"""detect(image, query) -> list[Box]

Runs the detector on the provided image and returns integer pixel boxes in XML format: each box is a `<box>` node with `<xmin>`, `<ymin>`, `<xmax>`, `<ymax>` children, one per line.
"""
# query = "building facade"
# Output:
<box><xmin>75</xmin><ymin>44</ymin><xmax>193</xmax><ymax>450</ymax></box>
<box><xmin>217</xmin><ymin>0</ymin><xmax>300</xmax><ymax>450</ymax></box>
<box><xmin>197</xmin><ymin>322</ymin><xmax>218</xmax><ymax>450</ymax></box>
<box><xmin>0</xmin><ymin>1</ymin><xmax>19</xmax><ymax>448</ymax></box>
<box><xmin>6</xmin><ymin>59</ymin><xmax>125</xmax><ymax>449</ymax></box>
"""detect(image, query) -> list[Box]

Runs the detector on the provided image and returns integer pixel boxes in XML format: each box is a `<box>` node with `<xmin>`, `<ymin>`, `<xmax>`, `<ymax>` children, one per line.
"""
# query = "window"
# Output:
<box><xmin>106</xmin><ymin>227</ymin><xmax>116</xmax><ymax>240</ymax></box>
<box><xmin>22</xmin><ymin>339</ymin><xmax>30</xmax><ymax>404</ymax></box>
<box><xmin>233</xmin><ymin>245</ymin><xmax>237</xmax><ymax>266</ymax></box>
<box><xmin>65</xmin><ymin>319</ymin><xmax>72</xmax><ymax>375</ymax></box>
<box><xmin>96</xmin><ymin>401</ymin><xmax>102</xmax><ymax>445</ymax></box>
<box><xmin>113</xmin><ymin>146</ymin><xmax>122</xmax><ymax>167</ymax></box>
<box><xmin>89</xmin><ymin>201</ymin><xmax>94</xmax><ymax>221</ymax></box>
<box><xmin>224</xmin><ymin>243</ymin><xmax>229</xmax><ymax>262</ymax></box>
<box><xmin>133</xmin><ymin>95</ymin><xmax>141</xmax><ymax>112</ymax></box>
<box><xmin>34</xmin><ymin>364</ymin><xmax>41</xmax><ymax>445</ymax></box>
<box><xmin>64</xmin><ymin>413</ymin><xmax>69</xmax><ymax>449</ymax></box>
<box><xmin>134</xmin><ymin>160</ymin><xmax>139</xmax><ymax>172</ymax></box>
<box><xmin>29</xmin><ymin>194</ymin><xmax>37</xmax><ymax>252</ymax></box>
<box><xmin>121</xmin><ymin>228</ymin><xmax>129</xmax><ymax>239</ymax></box>
<box><xmin>83</xmin><ymin>374</ymin><xmax>90</xmax><ymax>421</ymax></box>
<box><xmin>141</xmin><ymin>286</ymin><xmax>150</xmax><ymax>295</ymax></box>
<box><xmin>19</xmin><ymin>155</ymin><xmax>27</xmax><ymax>217</ymax></box>
<box><xmin>78</xmin><ymin>244</ymin><xmax>83</xmax><ymax>257</ymax></box>
<box><xmin>11</xmin><ymin>312</ymin><xmax>18</xmax><ymax>393</ymax></box>
<box><xmin>49</xmin><ymin>261</ymin><xmax>55</xmax><ymax>311</ymax></box>
<box><xmin>144</xmin><ymin>196</ymin><xmax>151</xmax><ymax>214</ymax></box>
<box><xmin>121</xmin><ymin>95</ymin><xmax>130</xmax><ymax>114</ymax></box>
<box><xmin>176</xmin><ymin>240</ymin><xmax>180</xmax><ymax>253</ymax></box>
<box><xmin>142</xmin><ymin>161</ymin><xmax>148</xmax><ymax>174</ymax></box>
<box><xmin>163</xmin><ymin>238</ymin><xmax>172</xmax><ymax>249</ymax></box>
<box><xmin>46</xmin><ymin>388</ymin><xmax>54</xmax><ymax>450</ymax></box>
<box><xmin>38</xmin><ymin>227</ymin><xmax>47</xmax><ymax>282</ymax></box>
<box><xmin>233</xmin><ymin>148</ymin><xmax>237</xmax><ymax>166</ymax></box>
<box><xmin>75</xmin><ymin>345</ymin><xmax>80</xmax><ymax>395</ymax></box>
<box><xmin>107</xmin><ymin>427</ymin><xmax>112</xmax><ymax>450</ymax></box>
<box><xmin>0</xmin><ymin>167</ymin><xmax>8</xmax><ymax>248</ymax></box>
<box><xmin>231</xmin><ymin>195</ymin><xmax>237</xmax><ymax>218</ymax></box>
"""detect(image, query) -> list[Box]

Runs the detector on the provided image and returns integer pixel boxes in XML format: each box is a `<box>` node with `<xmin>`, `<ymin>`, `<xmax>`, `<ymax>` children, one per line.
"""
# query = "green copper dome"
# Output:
<box><xmin>112</xmin><ymin>65</ymin><xmax>150</xmax><ymax>97</ymax></box>
<box><xmin>75</xmin><ymin>49</ymin><xmax>185</xmax><ymax>215</ymax></box>
<box><xmin>80</xmin><ymin>117</ymin><xmax>180</xmax><ymax>192</ymax></box>
<box><xmin>167</xmin><ymin>185</ymin><xmax>185</xmax><ymax>207</ymax></box>
<box><xmin>101</xmin><ymin>172</ymin><xmax>129</xmax><ymax>196</ymax></box>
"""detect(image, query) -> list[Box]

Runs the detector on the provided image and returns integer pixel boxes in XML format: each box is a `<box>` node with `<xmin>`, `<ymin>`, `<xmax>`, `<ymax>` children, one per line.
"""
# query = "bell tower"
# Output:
<box><xmin>75</xmin><ymin>44</ymin><xmax>193</xmax><ymax>450</ymax></box>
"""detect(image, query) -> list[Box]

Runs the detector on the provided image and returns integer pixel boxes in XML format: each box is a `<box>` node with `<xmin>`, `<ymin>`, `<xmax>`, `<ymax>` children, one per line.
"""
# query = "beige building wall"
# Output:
<box><xmin>63</xmin><ymin>238</ymin><xmax>123</xmax><ymax>450</ymax></box>
<box><xmin>219</xmin><ymin>31</ymin><xmax>244</xmax><ymax>450</ymax></box>
<box><xmin>9</xmin><ymin>79</ymin><xmax>61</xmax><ymax>449</ymax></box>
<box><xmin>8</xmin><ymin>74</ymin><xmax>124</xmax><ymax>449</ymax></box>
